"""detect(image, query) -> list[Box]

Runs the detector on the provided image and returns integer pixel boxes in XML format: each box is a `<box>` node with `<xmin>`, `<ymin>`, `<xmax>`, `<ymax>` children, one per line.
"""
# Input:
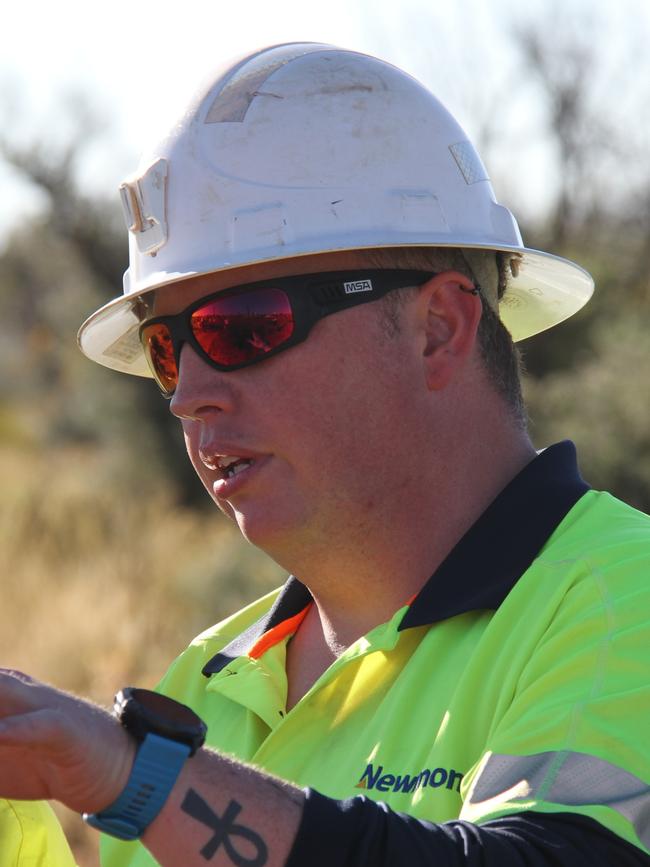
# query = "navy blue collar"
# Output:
<box><xmin>203</xmin><ymin>441</ymin><xmax>589</xmax><ymax>676</ymax></box>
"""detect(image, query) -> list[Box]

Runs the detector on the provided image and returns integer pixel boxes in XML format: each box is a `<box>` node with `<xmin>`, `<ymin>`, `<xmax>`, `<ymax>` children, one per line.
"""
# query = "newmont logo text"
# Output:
<box><xmin>355</xmin><ymin>763</ymin><xmax>464</xmax><ymax>795</ymax></box>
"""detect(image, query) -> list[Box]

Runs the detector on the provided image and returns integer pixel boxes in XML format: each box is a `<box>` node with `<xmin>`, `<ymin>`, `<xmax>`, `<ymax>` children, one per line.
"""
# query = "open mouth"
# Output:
<box><xmin>217</xmin><ymin>455</ymin><xmax>254</xmax><ymax>479</ymax></box>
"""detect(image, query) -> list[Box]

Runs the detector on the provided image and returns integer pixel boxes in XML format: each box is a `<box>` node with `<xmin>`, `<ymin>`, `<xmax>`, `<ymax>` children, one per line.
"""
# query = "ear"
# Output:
<box><xmin>417</xmin><ymin>270</ymin><xmax>483</xmax><ymax>391</ymax></box>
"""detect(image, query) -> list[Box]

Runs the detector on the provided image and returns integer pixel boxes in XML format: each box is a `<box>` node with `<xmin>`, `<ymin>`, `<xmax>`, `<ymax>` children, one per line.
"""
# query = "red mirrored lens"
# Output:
<box><xmin>191</xmin><ymin>288</ymin><xmax>294</xmax><ymax>367</ymax></box>
<box><xmin>141</xmin><ymin>322</ymin><xmax>178</xmax><ymax>394</ymax></box>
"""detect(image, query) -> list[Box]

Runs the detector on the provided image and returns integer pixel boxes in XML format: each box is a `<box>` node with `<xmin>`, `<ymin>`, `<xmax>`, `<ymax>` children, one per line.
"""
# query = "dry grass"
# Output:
<box><xmin>0</xmin><ymin>442</ymin><xmax>286</xmax><ymax>865</ymax></box>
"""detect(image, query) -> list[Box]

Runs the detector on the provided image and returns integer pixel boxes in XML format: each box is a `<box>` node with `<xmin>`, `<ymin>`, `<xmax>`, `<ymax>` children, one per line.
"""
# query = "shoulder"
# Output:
<box><xmin>545</xmin><ymin>488</ymin><xmax>650</xmax><ymax>554</ymax></box>
<box><xmin>531</xmin><ymin>489</ymin><xmax>650</xmax><ymax>591</ymax></box>
<box><xmin>492</xmin><ymin>490</ymin><xmax>650</xmax><ymax>671</ymax></box>
<box><xmin>503</xmin><ymin>489</ymin><xmax>650</xmax><ymax>695</ymax></box>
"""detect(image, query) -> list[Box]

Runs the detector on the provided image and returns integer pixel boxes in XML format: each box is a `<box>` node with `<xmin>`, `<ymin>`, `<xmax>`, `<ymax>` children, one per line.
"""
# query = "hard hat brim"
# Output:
<box><xmin>77</xmin><ymin>242</ymin><xmax>594</xmax><ymax>379</ymax></box>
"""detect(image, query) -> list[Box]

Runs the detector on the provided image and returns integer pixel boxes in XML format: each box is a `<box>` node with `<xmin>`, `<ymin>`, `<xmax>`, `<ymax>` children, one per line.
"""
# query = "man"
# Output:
<box><xmin>0</xmin><ymin>43</ymin><xmax>648</xmax><ymax>867</ymax></box>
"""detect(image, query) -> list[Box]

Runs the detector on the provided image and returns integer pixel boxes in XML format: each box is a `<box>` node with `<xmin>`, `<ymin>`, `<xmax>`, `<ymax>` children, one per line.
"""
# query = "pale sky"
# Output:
<box><xmin>2</xmin><ymin>0</ymin><xmax>648</xmax><ymax>241</ymax></box>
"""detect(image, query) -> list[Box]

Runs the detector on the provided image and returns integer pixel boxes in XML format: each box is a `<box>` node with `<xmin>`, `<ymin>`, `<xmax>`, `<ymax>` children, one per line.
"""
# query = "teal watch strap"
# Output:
<box><xmin>83</xmin><ymin>732</ymin><xmax>191</xmax><ymax>840</ymax></box>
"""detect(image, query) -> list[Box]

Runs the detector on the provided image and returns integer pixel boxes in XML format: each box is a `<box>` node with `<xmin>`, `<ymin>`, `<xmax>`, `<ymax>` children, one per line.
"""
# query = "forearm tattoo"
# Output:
<box><xmin>181</xmin><ymin>789</ymin><xmax>268</xmax><ymax>865</ymax></box>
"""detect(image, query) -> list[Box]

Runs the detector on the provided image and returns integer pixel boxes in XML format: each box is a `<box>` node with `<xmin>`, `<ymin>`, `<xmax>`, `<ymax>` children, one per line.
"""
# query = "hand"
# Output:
<box><xmin>0</xmin><ymin>669</ymin><xmax>135</xmax><ymax>813</ymax></box>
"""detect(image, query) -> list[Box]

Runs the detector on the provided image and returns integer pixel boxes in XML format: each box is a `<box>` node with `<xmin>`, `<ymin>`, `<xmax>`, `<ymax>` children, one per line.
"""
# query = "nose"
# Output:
<box><xmin>169</xmin><ymin>344</ymin><xmax>236</xmax><ymax>420</ymax></box>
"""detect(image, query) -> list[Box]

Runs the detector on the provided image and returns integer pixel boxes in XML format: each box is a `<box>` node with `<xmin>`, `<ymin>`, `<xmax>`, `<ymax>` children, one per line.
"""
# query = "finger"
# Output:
<box><xmin>0</xmin><ymin>710</ymin><xmax>60</xmax><ymax>799</ymax></box>
<box><xmin>0</xmin><ymin>708</ymin><xmax>100</xmax><ymax>805</ymax></box>
<box><xmin>0</xmin><ymin>670</ymin><xmax>42</xmax><ymax>715</ymax></box>
<box><xmin>0</xmin><ymin>669</ymin><xmax>36</xmax><ymax>681</ymax></box>
<box><xmin>0</xmin><ymin>670</ymin><xmax>37</xmax><ymax>693</ymax></box>
<box><xmin>0</xmin><ymin>671</ymin><xmax>85</xmax><ymax>720</ymax></box>
<box><xmin>0</xmin><ymin>708</ymin><xmax>66</xmax><ymax>746</ymax></box>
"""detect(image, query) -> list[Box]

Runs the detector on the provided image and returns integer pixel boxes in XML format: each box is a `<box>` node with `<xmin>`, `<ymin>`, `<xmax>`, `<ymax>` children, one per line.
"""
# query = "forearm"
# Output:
<box><xmin>287</xmin><ymin>790</ymin><xmax>650</xmax><ymax>867</ymax></box>
<box><xmin>2</xmin><ymin>672</ymin><xmax>646</xmax><ymax>867</ymax></box>
<box><xmin>0</xmin><ymin>671</ymin><xmax>304</xmax><ymax>866</ymax></box>
<box><xmin>143</xmin><ymin>748</ymin><xmax>305</xmax><ymax>867</ymax></box>
<box><xmin>145</xmin><ymin>762</ymin><xmax>650</xmax><ymax>867</ymax></box>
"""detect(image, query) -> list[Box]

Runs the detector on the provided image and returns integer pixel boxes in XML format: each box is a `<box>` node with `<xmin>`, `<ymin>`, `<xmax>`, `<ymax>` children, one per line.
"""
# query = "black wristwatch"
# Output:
<box><xmin>83</xmin><ymin>688</ymin><xmax>207</xmax><ymax>840</ymax></box>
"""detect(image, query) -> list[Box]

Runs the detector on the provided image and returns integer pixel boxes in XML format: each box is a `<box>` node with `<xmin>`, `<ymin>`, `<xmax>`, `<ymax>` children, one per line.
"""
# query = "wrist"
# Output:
<box><xmin>83</xmin><ymin>688</ymin><xmax>207</xmax><ymax>840</ymax></box>
<box><xmin>84</xmin><ymin>733</ymin><xmax>192</xmax><ymax>840</ymax></box>
<box><xmin>93</xmin><ymin>724</ymin><xmax>138</xmax><ymax>812</ymax></box>
<box><xmin>72</xmin><ymin>705</ymin><xmax>138</xmax><ymax>815</ymax></box>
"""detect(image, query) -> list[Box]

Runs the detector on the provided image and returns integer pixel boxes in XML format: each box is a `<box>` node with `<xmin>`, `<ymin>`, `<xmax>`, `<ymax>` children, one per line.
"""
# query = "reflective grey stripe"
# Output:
<box><xmin>469</xmin><ymin>751</ymin><xmax>650</xmax><ymax>850</ymax></box>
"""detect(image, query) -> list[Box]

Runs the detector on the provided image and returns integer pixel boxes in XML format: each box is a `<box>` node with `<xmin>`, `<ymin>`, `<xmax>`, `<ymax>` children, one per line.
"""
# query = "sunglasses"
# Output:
<box><xmin>139</xmin><ymin>269</ymin><xmax>434</xmax><ymax>396</ymax></box>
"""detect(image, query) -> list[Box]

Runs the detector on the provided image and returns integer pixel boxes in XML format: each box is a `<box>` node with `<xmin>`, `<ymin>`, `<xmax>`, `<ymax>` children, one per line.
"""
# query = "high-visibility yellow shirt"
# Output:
<box><xmin>102</xmin><ymin>442</ymin><xmax>650</xmax><ymax>866</ymax></box>
<box><xmin>0</xmin><ymin>800</ymin><xmax>76</xmax><ymax>866</ymax></box>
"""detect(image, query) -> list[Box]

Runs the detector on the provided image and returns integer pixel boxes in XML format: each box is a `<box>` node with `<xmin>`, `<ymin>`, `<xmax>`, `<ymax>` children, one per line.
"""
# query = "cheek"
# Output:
<box><xmin>275</xmin><ymin>338</ymin><xmax>402</xmax><ymax>474</ymax></box>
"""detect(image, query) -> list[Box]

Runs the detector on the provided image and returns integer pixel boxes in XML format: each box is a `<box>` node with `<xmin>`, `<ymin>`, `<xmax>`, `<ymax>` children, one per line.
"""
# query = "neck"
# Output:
<box><xmin>278</xmin><ymin>417</ymin><xmax>537</xmax><ymax>652</ymax></box>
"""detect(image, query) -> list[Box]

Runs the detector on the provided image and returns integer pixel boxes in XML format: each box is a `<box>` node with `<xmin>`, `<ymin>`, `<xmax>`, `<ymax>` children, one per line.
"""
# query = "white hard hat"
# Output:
<box><xmin>78</xmin><ymin>42</ymin><xmax>594</xmax><ymax>377</ymax></box>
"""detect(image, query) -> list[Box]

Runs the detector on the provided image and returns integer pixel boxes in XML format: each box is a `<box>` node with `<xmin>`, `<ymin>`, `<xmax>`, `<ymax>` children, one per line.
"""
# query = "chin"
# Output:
<box><xmin>236</xmin><ymin>515</ymin><xmax>287</xmax><ymax>550</ymax></box>
<box><xmin>231</xmin><ymin>504</ymin><xmax>308</xmax><ymax>562</ymax></box>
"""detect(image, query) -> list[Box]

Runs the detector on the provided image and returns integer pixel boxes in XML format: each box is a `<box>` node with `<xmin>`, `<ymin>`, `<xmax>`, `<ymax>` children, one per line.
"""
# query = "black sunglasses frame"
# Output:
<box><xmin>140</xmin><ymin>269</ymin><xmax>435</xmax><ymax>396</ymax></box>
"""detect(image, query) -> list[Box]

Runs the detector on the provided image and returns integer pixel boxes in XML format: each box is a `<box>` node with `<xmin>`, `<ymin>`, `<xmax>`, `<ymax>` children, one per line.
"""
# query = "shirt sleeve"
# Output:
<box><xmin>287</xmin><ymin>791</ymin><xmax>650</xmax><ymax>867</ymax></box>
<box><xmin>457</xmin><ymin>526</ymin><xmax>650</xmax><ymax>853</ymax></box>
<box><xmin>0</xmin><ymin>799</ymin><xmax>77</xmax><ymax>867</ymax></box>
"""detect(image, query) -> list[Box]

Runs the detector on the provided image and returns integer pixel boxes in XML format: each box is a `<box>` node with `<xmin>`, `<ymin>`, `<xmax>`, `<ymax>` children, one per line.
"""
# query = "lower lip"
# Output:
<box><xmin>212</xmin><ymin>456</ymin><xmax>268</xmax><ymax>500</ymax></box>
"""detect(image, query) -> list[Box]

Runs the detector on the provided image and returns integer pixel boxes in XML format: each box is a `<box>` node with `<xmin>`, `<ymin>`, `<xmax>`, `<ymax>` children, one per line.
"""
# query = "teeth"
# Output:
<box><xmin>219</xmin><ymin>458</ymin><xmax>253</xmax><ymax>479</ymax></box>
<box><xmin>218</xmin><ymin>455</ymin><xmax>241</xmax><ymax>470</ymax></box>
<box><xmin>207</xmin><ymin>454</ymin><xmax>254</xmax><ymax>477</ymax></box>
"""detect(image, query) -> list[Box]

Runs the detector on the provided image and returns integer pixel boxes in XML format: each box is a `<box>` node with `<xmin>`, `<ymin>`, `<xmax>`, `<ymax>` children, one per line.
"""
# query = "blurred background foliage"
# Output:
<box><xmin>0</xmin><ymin>7</ymin><xmax>649</xmax><ymax>865</ymax></box>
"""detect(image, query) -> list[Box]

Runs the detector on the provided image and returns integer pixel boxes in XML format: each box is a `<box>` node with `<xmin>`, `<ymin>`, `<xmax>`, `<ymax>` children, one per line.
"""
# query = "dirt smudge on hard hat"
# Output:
<box><xmin>317</xmin><ymin>84</ymin><xmax>374</xmax><ymax>95</ymax></box>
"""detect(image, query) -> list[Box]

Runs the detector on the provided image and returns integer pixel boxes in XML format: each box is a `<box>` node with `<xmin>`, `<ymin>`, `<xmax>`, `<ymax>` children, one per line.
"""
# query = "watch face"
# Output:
<box><xmin>130</xmin><ymin>688</ymin><xmax>198</xmax><ymax>724</ymax></box>
<box><xmin>116</xmin><ymin>688</ymin><xmax>207</xmax><ymax>755</ymax></box>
